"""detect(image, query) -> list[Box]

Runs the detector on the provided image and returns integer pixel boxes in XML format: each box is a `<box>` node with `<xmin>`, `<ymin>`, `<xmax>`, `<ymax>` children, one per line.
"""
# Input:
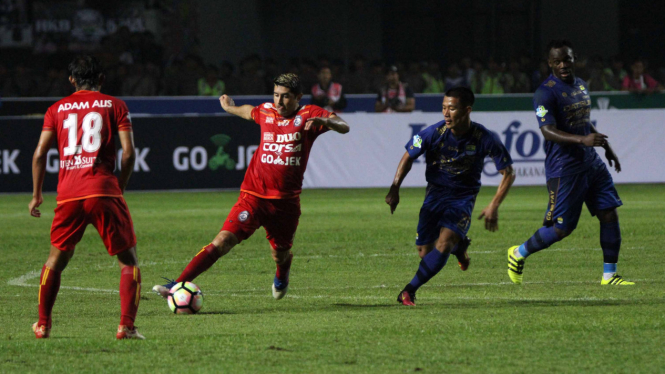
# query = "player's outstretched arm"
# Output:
<box><xmin>118</xmin><ymin>130</ymin><xmax>136</xmax><ymax>193</ymax></box>
<box><xmin>385</xmin><ymin>152</ymin><xmax>414</xmax><ymax>214</ymax></box>
<box><xmin>590</xmin><ymin>123</ymin><xmax>621</xmax><ymax>172</ymax></box>
<box><xmin>304</xmin><ymin>114</ymin><xmax>350</xmax><ymax>134</ymax></box>
<box><xmin>219</xmin><ymin>95</ymin><xmax>254</xmax><ymax>121</ymax></box>
<box><xmin>30</xmin><ymin>130</ymin><xmax>55</xmax><ymax>217</ymax></box>
<box><xmin>478</xmin><ymin>165</ymin><xmax>515</xmax><ymax>231</ymax></box>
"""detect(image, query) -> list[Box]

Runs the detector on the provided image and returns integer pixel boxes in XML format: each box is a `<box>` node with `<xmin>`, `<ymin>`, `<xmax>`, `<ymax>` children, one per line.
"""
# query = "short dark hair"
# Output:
<box><xmin>273</xmin><ymin>73</ymin><xmax>302</xmax><ymax>95</ymax></box>
<box><xmin>68</xmin><ymin>55</ymin><xmax>103</xmax><ymax>88</ymax></box>
<box><xmin>547</xmin><ymin>39</ymin><xmax>574</xmax><ymax>53</ymax></box>
<box><xmin>445</xmin><ymin>87</ymin><xmax>475</xmax><ymax>107</ymax></box>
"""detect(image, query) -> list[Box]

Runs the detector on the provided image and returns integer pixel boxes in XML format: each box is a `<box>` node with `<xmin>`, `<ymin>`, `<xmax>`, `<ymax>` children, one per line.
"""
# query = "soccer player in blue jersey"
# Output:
<box><xmin>386</xmin><ymin>87</ymin><xmax>515</xmax><ymax>305</ymax></box>
<box><xmin>506</xmin><ymin>40</ymin><xmax>633</xmax><ymax>286</ymax></box>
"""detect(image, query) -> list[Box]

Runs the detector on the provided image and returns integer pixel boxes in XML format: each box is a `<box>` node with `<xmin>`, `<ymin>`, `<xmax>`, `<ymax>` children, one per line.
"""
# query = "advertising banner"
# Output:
<box><xmin>304</xmin><ymin>109</ymin><xmax>665</xmax><ymax>188</ymax></box>
<box><xmin>1</xmin><ymin>110</ymin><xmax>663</xmax><ymax>193</ymax></box>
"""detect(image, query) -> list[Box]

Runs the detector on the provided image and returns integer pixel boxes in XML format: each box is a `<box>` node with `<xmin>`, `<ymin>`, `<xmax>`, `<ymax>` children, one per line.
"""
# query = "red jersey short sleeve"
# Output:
<box><xmin>45</xmin><ymin>90</ymin><xmax>131</xmax><ymax>202</ymax></box>
<box><xmin>241</xmin><ymin>103</ymin><xmax>333</xmax><ymax>199</ymax></box>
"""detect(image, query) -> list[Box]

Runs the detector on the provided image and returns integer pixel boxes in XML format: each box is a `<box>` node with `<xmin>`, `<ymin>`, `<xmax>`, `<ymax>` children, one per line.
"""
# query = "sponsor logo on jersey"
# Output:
<box><xmin>238</xmin><ymin>210</ymin><xmax>249</xmax><ymax>222</ymax></box>
<box><xmin>60</xmin><ymin>155</ymin><xmax>97</xmax><ymax>170</ymax></box>
<box><xmin>266</xmin><ymin>116</ymin><xmax>274</xmax><ymax>124</ymax></box>
<box><xmin>276</xmin><ymin>132</ymin><xmax>301</xmax><ymax>143</ymax></box>
<box><xmin>546</xmin><ymin>80</ymin><xmax>556</xmax><ymax>87</ymax></box>
<box><xmin>412</xmin><ymin>135</ymin><xmax>423</xmax><ymax>148</ymax></box>
<box><xmin>277</xmin><ymin>120</ymin><xmax>290</xmax><ymax>127</ymax></box>
<box><xmin>262</xmin><ymin>143</ymin><xmax>302</xmax><ymax>153</ymax></box>
<box><xmin>294</xmin><ymin>115</ymin><xmax>302</xmax><ymax>127</ymax></box>
<box><xmin>264</xmin><ymin>132</ymin><xmax>275</xmax><ymax>142</ymax></box>
<box><xmin>557</xmin><ymin>217</ymin><xmax>563</xmax><ymax>224</ymax></box>
<box><xmin>536</xmin><ymin>105</ymin><xmax>548</xmax><ymax>118</ymax></box>
<box><xmin>465</xmin><ymin>144</ymin><xmax>476</xmax><ymax>155</ymax></box>
<box><xmin>263</xmin><ymin>103</ymin><xmax>273</xmax><ymax>109</ymax></box>
<box><xmin>260</xmin><ymin>154</ymin><xmax>301</xmax><ymax>166</ymax></box>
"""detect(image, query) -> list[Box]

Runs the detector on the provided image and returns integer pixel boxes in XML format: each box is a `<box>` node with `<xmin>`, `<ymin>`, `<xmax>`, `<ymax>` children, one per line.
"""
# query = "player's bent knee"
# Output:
<box><xmin>46</xmin><ymin>245</ymin><xmax>74</xmax><ymax>272</ymax></box>
<box><xmin>554</xmin><ymin>227</ymin><xmax>573</xmax><ymax>240</ymax></box>
<box><xmin>117</xmin><ymin>246</ymin><xmax>138</xmax><ymax>268</ymax></box>
<box><xmin>213</xmin><ymin>231</ymin><xmax>239</xmax><ymax>253</ymax></box>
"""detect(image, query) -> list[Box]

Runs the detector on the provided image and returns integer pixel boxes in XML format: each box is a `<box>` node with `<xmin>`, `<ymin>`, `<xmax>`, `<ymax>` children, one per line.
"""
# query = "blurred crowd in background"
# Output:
<box><xmin>1</xmin><ymin>28</ymin><xmax>663</xmax><ymax>99</ymax></box>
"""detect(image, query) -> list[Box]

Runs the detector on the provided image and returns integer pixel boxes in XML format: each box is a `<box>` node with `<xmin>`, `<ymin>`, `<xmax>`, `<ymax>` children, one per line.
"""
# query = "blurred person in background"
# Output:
<box><xmin>622</xmin><ymin>58</ymin><xmax>663</xmax><ymax>93</ymax></box>
<box><xmin>403</xmin><ymin>61</ymin><xmax>425</xmax><ymax>93</ymax></box>
<box><xmin>422</xmin><ymin>60</ymin><xmax>445</xmax><ymax>93</ymax></box>
<box><xmin>220</xmin><ymin>61</ymin><xmax>241</xmax><ymax>95</ymax></box>
<box><xmin>443</xmin><ymin>62</ymin><xmax>467</xmax><ymax>91</ymax></box>
<box><xmin>178</xmin><ymin>55</ymin><xmax>204</xmax><ymax>95</ymax></box>
<box><xmin>345</xmin><ymin>54</ymin><xmax>371</xmax><ymax>94</ymax></box>
<box><xmin>311</xmin><ymin>66</ymin><xmax>347</xmax><ymax>112</ymax></box>
<box><xmin>604</xmin><ymin>55</ymin><xmax>627</xmax><ymax>91</ymax></box>
<box><xmin>531</xmin><ymin>59</ymin><xmax>550</xmax><ymax>92</ymax></box>
<box><xmin>375</xmin><ymin>65</ymin><xmax>415</xmax><ymax>113</ymax></box>
<box><xmin>587</xmin><ymin>55</ymin><xmax>613</xmax><ymax>91</ymax></box>
<box><xmin>503</xmin><ymin>59</ymin><xmax>530</xmax><ymax>93</ymax></box>
<box><xmin>198</xmin><ymin>64</ymin><xmax>225</xmax><ymax>96</ymax></box>
<box><xmin>122</xmin><ymin>62</ymin><xmax>157</xmax><ymax>96</ymax></box>
<box><xmin>478</xmin><ymin>59</ymin><xmax>506</xmax><ymax>94</ymax></box>
<box><xmin>40</xmin><ymin>67</ymin><xmax>72</xmax><ymax>97</ymax></box>
<box><xmin>2</xmin><ymin>62</ymin><xmax>38</xmax><ymax>97</ymax></box>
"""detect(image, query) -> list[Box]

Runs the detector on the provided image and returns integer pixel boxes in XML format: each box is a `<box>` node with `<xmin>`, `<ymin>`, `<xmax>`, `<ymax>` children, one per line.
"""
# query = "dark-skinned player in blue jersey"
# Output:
<box><xmin>386</xmin><ymin>87</ymin><xmax>516</xmax><ymax>306</ymax></box>
<box><xmin>507</xmin><ymin>40</ymin><xmax>633</xmax><ymax>286</ymax></box>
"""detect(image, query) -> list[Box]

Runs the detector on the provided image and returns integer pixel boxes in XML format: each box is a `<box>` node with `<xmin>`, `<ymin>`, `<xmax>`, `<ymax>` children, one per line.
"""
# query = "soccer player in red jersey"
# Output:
<box><xmin>29</xmin><ymin>56</ymin><xmax>144</xmax><ymax>340</ymax></box>
<box><xmin>153</xmin><ymin>73</ymin><xmax>350</xmax><ymax>300</ymax></box>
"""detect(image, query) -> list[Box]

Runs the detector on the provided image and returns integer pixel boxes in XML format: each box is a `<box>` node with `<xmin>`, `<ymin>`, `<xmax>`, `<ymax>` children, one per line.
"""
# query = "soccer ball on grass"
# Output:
<box><xmin>167</xmin><ymin>282</ymin><xmax>203</xmax><ymax>314</ymax></box>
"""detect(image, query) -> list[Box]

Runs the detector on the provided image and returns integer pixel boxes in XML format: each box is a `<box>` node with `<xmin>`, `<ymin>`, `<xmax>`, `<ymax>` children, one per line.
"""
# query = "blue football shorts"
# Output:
<box><xmin>415</xmin><ymin>186</ymin><xmax>476</xmax><ymax>246</ymax></box>
<box><xmin>543</xmin><ymin>160</ymin><xmax>622</xmax><ymax>231</ymax></box>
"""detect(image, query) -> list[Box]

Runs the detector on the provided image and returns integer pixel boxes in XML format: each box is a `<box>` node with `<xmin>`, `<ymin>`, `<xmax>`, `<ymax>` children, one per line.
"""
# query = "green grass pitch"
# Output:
<box><xmin>1</xmin><ymin>185</ymin><xmax>664</xmax><ymax>373</ymax></box>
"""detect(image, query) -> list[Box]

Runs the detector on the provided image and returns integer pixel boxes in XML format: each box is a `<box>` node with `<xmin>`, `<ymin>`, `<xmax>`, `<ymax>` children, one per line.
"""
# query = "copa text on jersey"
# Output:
<box><xmin>57</xmin><ymin>100</ymin><xmax>113</xmax><ymax>112</ymax></box>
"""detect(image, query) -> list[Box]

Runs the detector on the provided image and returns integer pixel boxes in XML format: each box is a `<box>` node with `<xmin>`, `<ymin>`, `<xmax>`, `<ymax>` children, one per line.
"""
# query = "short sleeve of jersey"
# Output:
<box><xmin>405</xmin><ymin>125</ymin><xmax>435</xmax><ymax>159</ymax></box>
<box><xmin>485</xmin><ymin>131</ymin><xmax>513</xmax><ymax>171</ymax></box>
<box><xmin>115</xmin><ymin>99</ymin><xmax>132</xmax><ymax>131</ymax></box>
<box><xmin>533</xmin><ymin>87</ymin><xmax>557</xmax><ymax>128</ymax></box>
<box><xmin>307</xmin><ymin>105</ymin><xmax>334</xmax><ymax>136</ymax></box>
<box><xmin>42</xmin><ymin>107</ymin><xmax>56</xmax><ymax>131</ymax></box>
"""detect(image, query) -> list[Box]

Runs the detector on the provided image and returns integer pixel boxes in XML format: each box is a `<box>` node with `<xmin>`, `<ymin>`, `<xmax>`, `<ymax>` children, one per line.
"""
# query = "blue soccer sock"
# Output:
<box><xmin>600</xmin><ymin>221</ymin><xmax>621</xmax><ymax>264</ymax></box>
<box><xmin>516</xmin><ymin>226</ymin><xmax>561</xmax><ymax>259</ymax></box>
<box><xmin>407</xmin><ymin>248</ymin><xmax>450</xmax><ymax>292</ymax></box>
<box><xmin>603</xmin><ymin>263</ymin><xmax>617</xmax><ymax>280</ymax></box>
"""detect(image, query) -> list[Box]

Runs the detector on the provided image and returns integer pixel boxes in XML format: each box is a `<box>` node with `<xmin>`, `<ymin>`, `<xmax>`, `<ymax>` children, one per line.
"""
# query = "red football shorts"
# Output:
<box><xmin>51</xmin><ymin>197</ymin><xmax>137</xmax><ymax>255</ymax></box>
<box><xmin>221</xmin><ymin>192</ymin><xmax>301</xmax><ymax>251</ymax></box>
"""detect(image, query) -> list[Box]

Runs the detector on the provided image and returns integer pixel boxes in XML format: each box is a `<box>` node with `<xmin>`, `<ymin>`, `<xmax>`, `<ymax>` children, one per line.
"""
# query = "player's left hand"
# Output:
<box><xmin>605</xmin><ymin>148</ymin><xmax>622</xmax><ymax>172</ymax></box>
<box><xmin>478</xmin><ymin>205</ymin><xmax>499</xmax><ymax>232</ymax></box>
<box><xmin>29</xmin><ymin>196</ymin><xmax>43</xmax><ymax>218</ymax></box>
<box><xmin>305</xmin><ymin>117</ymin><xmax>326</xmax><ymax>131</ymax></box>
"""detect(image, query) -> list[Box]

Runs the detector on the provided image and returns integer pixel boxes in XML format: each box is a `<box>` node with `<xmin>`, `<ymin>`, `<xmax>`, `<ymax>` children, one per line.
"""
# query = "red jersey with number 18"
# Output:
<box><xmin>42</xmin><ymin>90</ymin><xmax>132</xmax><ymax>203</ymax></box>
<box><xmin>241</xmin><ymin>103</ymin><xmax>333</xmax><ymax>199</ymax></box>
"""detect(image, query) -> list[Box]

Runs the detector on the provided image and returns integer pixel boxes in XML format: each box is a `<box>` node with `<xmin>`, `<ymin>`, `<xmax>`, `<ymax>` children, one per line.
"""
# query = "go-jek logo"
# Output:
<box><xmin>173</xmin><ymin>134</ymin><xmax>258</xmax><ymax>172</ymax></box>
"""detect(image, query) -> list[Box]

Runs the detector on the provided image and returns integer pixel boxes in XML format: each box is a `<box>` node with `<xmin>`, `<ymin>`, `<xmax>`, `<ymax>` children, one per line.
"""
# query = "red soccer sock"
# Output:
<box><xmin>176</xmin><ymin>243</ymin><xmax>222</xmax><ymax>283</ymax></box>
<box><xmin>119</xmin><ymin>266</ymin><xmax>141</xmax><ymax>329</ymax></box>
<box><xmin>38</xmin><ymin>265</ymin><xmax>61</xmax><ymax>328</ymax></box>
<box><xmin>275</xmin><ymin>252</ymin><xmax>293</xmax><ymax>283</ymax></box>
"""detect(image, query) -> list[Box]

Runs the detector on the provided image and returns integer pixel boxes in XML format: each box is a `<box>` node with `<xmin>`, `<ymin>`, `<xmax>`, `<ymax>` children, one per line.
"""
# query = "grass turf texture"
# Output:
<box><xmin>1</xmin><ymin>185</ymin><xmax>664</xmax><ymax>373</ymax></box>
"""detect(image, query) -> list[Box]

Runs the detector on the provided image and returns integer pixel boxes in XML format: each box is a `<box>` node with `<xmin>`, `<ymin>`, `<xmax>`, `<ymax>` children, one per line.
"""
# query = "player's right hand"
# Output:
<box><xmin>385</xmin><ymin>186</ymin><xmax>400</xmax><ymax>214</ymax></box>
<box><xmin>29</xmin><ymin>196</ymin><xmax>43</xmax><ymax>218</ymax></box>
<box><xmin>582</xmin><ymin>133</ymin><xmax>608</xmax><ymax>147</ymax></box>
<box><xmin>219</xmin><ymin>95</ymin><xmax>235</xmax><ymax>111</ymax></box>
